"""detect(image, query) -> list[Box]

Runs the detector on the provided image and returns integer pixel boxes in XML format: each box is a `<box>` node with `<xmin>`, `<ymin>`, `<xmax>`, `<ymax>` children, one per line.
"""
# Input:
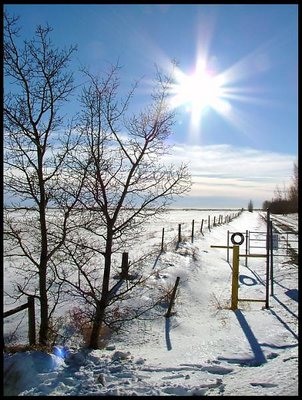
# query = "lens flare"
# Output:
<box><xmin>53</xmin><ymin>346</ymin><xmax>66</xmax><ymax>359</ymax></box>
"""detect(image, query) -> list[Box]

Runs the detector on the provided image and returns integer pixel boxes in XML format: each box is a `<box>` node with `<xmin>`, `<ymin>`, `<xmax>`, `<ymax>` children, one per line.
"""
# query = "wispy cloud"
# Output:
<box><xmin>165</xmin><ymin>143</ymin><xmax>296</xmax><ymax>207</ymax></box>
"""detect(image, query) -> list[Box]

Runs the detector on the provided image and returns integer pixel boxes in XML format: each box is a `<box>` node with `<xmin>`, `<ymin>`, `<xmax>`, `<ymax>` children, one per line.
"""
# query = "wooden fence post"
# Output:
<box><xmin>178</xmin><ymin>223</ymin><xmax>182</xmax><ymax>243</ymax></box>
<box><xmin>165</xmin><ymin>277</ymin><xmax>180</xmax><ymax>318</ymax></box>
<box><xmin>191</xmin><ymin>219</ymin><xmax>194</xmax><ymax>243</ymax></box>
<box><xmin>161</xmin><ymin>228</ymin><xmax>165</xmax><ymax>252</ymax></box>
<box><xmin>121</xmin><ymin>252</ymin><xmax>130</xmax><ymax>279</ymax></box>
<box><xmin>200</xmin><ymin>219</ymin><xmax>204</xmax><ymax>235</ymax></box>
<box><xmin>28</xmin><ymin>296</ymin><xmax>36</xmax><ymax>346</ymax></box>
<box><xmin>208</xmin><ymin>215</ymin><xmax>211</xmax><ymax>232</ymax></box>
<box><xmin>4</xmin><ymin>298</ymin><xmax>36</xmax><ymax>347</ymax></box>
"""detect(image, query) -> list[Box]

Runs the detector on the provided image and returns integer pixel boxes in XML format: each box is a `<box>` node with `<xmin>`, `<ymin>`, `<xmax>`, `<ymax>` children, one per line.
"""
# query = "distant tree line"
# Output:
<box><xmin>262</xmin><ymin>162</ymin><xmax>298</xmax><ymax>214</ymax></box>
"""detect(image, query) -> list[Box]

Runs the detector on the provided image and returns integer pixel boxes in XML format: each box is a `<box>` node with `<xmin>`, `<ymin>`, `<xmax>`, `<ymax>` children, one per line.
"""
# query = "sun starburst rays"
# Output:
<box><xmin>168</xmin><ymin>64</ymin><xmax>233</xmax><ymax>140</ymax></box>
<box><xmin>166</xmin><ymin>50</ymin><xmax>272</xmax><ymax>144</ymax></box>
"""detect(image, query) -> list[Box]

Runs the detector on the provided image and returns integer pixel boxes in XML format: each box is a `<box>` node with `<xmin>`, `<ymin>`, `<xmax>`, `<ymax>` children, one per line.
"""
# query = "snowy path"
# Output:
<box><xmin>113</xmin><ymin>210</ymin><xmax>298</xmax><ymax>395</ymax></box>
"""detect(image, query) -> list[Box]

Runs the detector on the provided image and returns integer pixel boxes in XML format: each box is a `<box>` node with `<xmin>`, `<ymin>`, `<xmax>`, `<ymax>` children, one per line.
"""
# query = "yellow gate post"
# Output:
<box><xmin>231</xmin><ymin>245</ymin><xmax>239</xmax><ymax>310</ymax></box>
<box><xmin>211</xmin><ymin>243</ymin><xmax>267</xmax><ymax>310</ymax></box>
<box><xmin>211</xmin><ymin>244</ymin><xmax>239</xmax><ymax>310</ymax></box>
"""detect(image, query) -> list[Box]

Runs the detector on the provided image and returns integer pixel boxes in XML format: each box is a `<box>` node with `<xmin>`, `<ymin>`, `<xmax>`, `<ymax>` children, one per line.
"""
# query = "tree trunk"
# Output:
<box><xmin>89</xmin><ymin>298</ymin><xmax>106</xmax><ymax>349</ymax></box>
<box><xmin>38</xmin><ymin>204</ymin><xmax>49</xmax><ymax>346</ymax></box>
<box><xmin>88</xmin><ymin>227</ymin><xmax>113</xmax><ymax>349</ymax></box>
<box><xmin>39</xmin><ymin>265</ymin><xmax>48</xmax><ymax>345</ymax></box>
<box><xmin>38</xmin><ymin>153</ymin><xmax>49</xmax><ymax>346</ymax></box>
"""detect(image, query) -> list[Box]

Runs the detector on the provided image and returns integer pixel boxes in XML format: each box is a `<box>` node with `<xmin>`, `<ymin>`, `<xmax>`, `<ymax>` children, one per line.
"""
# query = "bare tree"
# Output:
<box><xmin>288</xmin><ymin>162</ymin><xmax>298</xmax><ymax>212</ymax></box>
<box><xmin>262</xmin><ymin>162</ymin><xmax>298</xmax><ymax>214</ymax></box>
<box><xmin>3</xmin><ymin>13</ymin><xmax>80</xmax><ymax>345</ymax></box>
<box><xmin>58</xmin><ymin>64</ymin><xmax>191</xmax><ymax>349</ymax></box>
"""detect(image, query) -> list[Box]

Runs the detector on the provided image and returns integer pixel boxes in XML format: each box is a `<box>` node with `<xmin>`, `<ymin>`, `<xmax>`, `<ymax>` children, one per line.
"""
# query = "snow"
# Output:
<box><xmin>3</xmin><ymin>210</ymin><xmax>298</xmax><ymax>396</ymax></box>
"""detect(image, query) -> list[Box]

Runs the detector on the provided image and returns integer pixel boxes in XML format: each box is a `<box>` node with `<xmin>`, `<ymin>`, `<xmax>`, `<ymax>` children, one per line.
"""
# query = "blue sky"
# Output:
<box><xmin>4</xmin><ymin>4</ymin><xmax>298</xmax><ymax>208</ymax></box>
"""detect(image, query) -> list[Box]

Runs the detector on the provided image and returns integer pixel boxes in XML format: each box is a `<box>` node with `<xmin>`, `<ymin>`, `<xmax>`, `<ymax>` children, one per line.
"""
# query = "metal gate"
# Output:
<box><xmin>249</xmin><ymin>229</ymin><xmax>298</xmax><ymax>258</ymax></box>
<box><xmin>223</xmin><ymin>209</ymin><xmax>298</xmax><ymax>309</ymax></box>
<box><xmin>227</xmin><ymin>228</ymin><xmax>298</xmax><ymax>263</ymax></box>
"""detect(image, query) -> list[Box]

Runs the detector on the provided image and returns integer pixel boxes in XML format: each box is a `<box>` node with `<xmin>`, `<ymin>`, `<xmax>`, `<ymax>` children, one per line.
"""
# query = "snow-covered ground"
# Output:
<box><xmin>3</xmin><ymin>210</ymin><xmax>298</xmax><ymax>396</ymax></box>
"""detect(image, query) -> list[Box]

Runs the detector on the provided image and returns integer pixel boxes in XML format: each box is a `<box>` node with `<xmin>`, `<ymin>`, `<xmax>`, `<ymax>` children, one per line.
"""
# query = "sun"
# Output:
<box><xmin>169</xmin><ymin>63</ymin><xmax>228</xmax><ymax>128</ymax></box>
<box><xmin>174</xmin><ymin>69</ymin><xmax>220</xmax><ymax>109</ymax></box>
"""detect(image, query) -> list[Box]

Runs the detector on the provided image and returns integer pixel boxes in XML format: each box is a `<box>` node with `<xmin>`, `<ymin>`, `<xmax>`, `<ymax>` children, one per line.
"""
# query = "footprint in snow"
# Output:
<box><xmin>250</xmin><ymin>382</ymin><xmax>278</xmax><ymax>388</ymax></box>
